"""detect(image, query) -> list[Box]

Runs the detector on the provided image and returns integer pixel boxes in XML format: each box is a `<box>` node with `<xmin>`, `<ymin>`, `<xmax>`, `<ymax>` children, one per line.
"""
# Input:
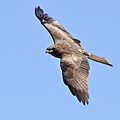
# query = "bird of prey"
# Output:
<box><xmin>35</xmin><ymin>6</ymin><xmax>112</xmax><ymax>105</ymax></box>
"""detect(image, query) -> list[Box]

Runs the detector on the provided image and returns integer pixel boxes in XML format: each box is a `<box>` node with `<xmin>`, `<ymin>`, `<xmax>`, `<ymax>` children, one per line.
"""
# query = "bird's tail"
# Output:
<box><xmin>83</xmin><ymin>51</ymin><xmax>113</xmax><ymax>67</ymax></box>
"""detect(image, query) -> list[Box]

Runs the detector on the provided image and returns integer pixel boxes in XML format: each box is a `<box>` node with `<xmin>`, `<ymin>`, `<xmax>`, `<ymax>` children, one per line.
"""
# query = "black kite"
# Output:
<box><xmin>35</xmin><ymin>6</ymin><xmax>112</xmax><ymax>105</ymax></box>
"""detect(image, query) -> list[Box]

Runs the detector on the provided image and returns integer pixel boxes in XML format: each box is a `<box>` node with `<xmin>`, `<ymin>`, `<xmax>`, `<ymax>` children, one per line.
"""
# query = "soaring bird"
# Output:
<box><xmin>35</xmin><ymin>6</ymin><xmax>112</xmax><ymax>105</ymax></box>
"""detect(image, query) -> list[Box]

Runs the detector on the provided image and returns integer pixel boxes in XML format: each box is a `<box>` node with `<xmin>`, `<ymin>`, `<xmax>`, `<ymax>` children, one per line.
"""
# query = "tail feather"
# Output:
<box><xmin>83</xmin><ymin>51</ymin><xmax>113</xmax><ymax>67</ymax></box>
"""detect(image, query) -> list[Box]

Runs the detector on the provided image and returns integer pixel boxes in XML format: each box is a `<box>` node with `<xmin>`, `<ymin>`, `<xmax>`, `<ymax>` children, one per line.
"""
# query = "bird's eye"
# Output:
<box><xmin>52</xmin><ymin>48</ymin><xmax>56</xmax><ymax>51</ymax></box>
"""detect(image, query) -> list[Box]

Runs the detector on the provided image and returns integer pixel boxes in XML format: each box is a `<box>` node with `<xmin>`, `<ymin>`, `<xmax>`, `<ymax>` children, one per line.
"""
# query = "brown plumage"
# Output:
<box><xmin>35</xmin><ymin>6</ymin><xmax>112</xmax><ymax>105</ymax></box>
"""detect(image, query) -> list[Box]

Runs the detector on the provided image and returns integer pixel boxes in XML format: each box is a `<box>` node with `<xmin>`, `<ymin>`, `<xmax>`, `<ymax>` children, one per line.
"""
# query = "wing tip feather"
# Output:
<box><xmin>76</xmin><ymin>90</ymin><xmax>89</xmax><ymax>105</ymax></box>
<box><xmin>77</xmin><ymin>96</ymin><xmax>89</xmax><ymax>105</ymax></box>
<box><xmin>35</xmin><ymin>6</ymin><xmax>54</xmax><ymax>23</ymax></box>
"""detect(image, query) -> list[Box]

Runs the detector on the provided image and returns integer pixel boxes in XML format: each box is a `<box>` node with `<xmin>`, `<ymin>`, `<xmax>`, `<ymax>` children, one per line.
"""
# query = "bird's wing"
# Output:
<box><xmin>60</xmin><ymin>54</ymin><xmax>90</xmax><ymax>105</ymax></box>
<box><xmin>35</xmin><ymin>6</ymin><xmax>81</xmax><ymax>45</ymax></box>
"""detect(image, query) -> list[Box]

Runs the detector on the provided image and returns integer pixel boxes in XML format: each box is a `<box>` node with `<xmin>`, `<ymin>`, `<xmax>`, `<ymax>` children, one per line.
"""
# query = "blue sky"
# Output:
<box><xmin>0</xmin><ymin>0</ymin><xmax>120</xmax><ymax>120</ymax></box>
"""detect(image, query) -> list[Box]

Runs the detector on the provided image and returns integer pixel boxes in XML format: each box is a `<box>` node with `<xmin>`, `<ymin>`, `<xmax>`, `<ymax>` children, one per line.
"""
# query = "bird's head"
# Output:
<box><xmin>46</xmin><ymin>42</ymin><xmax>73</xmax><ymax>58</ymax></box>
<box><xmin>46</xmin><ymin>45</ymin><xmax>61</xmax><ymax>58</ymax></box>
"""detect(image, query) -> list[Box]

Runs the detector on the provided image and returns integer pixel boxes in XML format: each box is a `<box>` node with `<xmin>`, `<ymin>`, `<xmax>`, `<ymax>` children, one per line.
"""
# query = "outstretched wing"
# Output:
<box><xmin>35</xmin><ymin>6</ymin><xmax>81</xmax><ymax>45</ymax></box>
<box><xmin>60</xmin><ymin>55</ymin><xmax>90</xmax><ymax>105</ymax></box>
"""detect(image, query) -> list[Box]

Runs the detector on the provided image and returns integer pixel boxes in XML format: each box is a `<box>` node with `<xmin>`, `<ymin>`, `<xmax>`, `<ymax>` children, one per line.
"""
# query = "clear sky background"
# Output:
<box><xmin>0</xmin><ymin>0</ymin><xmax>120</xmax><ymax>120</ymax></box>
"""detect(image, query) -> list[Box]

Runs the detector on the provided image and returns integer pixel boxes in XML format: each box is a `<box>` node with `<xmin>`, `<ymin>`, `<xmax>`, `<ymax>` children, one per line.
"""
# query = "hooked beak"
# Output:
<box><xmin>45</xmin><ymin>49</ymin><xmax>49</xmax><ymax>53</ymax></box>
<box><xmin>45</xmin><ymin>49</ymin><xmax>53</xmax><ymax>54</ymax></box>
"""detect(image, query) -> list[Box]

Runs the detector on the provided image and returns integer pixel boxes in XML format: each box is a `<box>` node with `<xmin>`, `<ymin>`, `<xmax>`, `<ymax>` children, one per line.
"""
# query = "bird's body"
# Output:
<box><xmin>35</xmin><ymin>6</ymin><xmax>112</xmax><ymax>105</ymax></box>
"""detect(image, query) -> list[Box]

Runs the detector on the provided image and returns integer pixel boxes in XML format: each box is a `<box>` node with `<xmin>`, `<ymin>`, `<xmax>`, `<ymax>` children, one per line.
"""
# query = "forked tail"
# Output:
<box><xmin>83</xmin><ymin>51</ymin><xmax>113</xmax><ymax>67</ymax></box>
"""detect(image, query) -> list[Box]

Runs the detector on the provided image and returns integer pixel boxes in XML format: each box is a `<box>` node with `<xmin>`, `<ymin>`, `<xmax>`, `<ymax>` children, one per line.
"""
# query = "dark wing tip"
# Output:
<box><xmin>35</xmin><ymin>6</ymin><xmax>44</xmax><ymax>22</ymax></box>
<box><xmin>83</xmin><ymin>100</ymin><xmax>89</xmax><ymax>105</ymax></box>
<box><xmin>77</xmin><ymin>94</ymin><xmax>89</xmax><ymax>105</ymax></box>
<box><xmin>35</xmin><ymin>6</ymin><xmax>54</xmax><ymax>23</ymax></box>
